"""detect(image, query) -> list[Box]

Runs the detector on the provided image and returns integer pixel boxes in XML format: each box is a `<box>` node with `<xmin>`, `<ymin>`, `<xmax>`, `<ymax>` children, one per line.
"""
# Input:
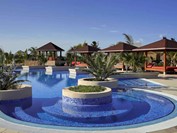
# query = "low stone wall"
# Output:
<box><xmin>45</xmin><ymin>60</ymin><xmax>56</xmax><ymax>66</ymax></box>
<box><xmin>24</xmin><ymin>60</ymin><xmax>40</xmax><ymax>66</ymax></box>
<box><xmin>78</xmin><ymin>78</ymin><xmax>118</xmax><ymax>88</ymax></box>
<box><xmin>0</xmin><ymin>85</ymin><xmax>32</xmax><ymax>101</ymax></box>
<box><xmin>62</xmin><ymin>87</ymin><xmax>112</xmax><ymax>105</ymax></box>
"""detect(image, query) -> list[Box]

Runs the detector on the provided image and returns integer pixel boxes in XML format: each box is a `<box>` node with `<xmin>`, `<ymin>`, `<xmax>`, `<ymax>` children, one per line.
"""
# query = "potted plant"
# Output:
<box><xmin>62</xmin><ymin>85</ymin><xmax>112</xmax><ymax>105</ymax></box>
<box><xmin>0</xmin><ymin>48</ymin><xmax>31</xmax><ymax>101</ymax></box>
<box><xmin>77</xmin><ymin>53</ymin><xmax>119</xmax><ymax>88</ymax></box>
<box><xmin>0</xmin><ymin>66</ymin><xmax>32</xmax><ymax>100</ymax></box>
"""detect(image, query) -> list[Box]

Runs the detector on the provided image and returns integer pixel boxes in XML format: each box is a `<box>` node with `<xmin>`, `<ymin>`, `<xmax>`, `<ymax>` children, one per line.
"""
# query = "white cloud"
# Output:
<box><xmin>134</xmin><ymin>38</ymin><xmax>144</xmax><ymax>47</ymax></box>
<box><xmin>136</xmin><ymin>38</ymin><xmax>144</xmax><ymax>43</ymax></box>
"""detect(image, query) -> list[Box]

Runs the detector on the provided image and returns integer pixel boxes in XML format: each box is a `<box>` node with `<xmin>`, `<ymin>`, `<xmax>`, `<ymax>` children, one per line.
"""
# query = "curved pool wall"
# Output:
<box><xmin>62</xmin><ymin>87</ymin><xmax>112</xmax><ymax>105</ymax></box>
<box><xmin>0</xmin><ymin>69</ymin><xmax>177</xmax><ymax>131</ymax></box>
<box><xmin>0</xmin><ymin>89</ymin><xmax>177</xmax><ymax>131</ymax></box>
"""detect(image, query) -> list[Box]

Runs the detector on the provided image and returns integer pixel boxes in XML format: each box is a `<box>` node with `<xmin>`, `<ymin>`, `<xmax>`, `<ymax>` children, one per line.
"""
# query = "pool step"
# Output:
<box><xmin>42</xmin><ymin>99</ymin><xmax>133</xmax><ymax>120</ymax></box>
<box><xmin>37</xmin><ymin>113</ymin><xmax>80</xmax><ymax>126</ymax></box>
<box><xmin>14</xmin><ymin>107</ymin><xmax>54</xmax><ymax>125</ymax></box>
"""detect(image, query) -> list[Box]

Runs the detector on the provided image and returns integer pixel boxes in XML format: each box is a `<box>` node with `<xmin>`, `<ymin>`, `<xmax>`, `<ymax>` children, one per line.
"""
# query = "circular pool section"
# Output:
<box><xmin>0</xmin><ymin>90</ymin><xmax>175</xmax><ymax>128</ymax></box>
<box><xmin>0</xmin><ymin>70</ymin><xmax>176</xmax><ymax>129</ymax></box>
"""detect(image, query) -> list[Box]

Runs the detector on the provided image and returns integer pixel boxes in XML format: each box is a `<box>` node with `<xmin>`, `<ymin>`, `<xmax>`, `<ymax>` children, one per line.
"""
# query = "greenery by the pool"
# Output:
<box><xmin>0</xmin><ymin>49</ymin><xmax>27</xmax><ymax>90</ymax></box>
<box><xmin>69</xmin><ymin>85</ymin><xmax>106</xmax><ymax>92</ymax></box>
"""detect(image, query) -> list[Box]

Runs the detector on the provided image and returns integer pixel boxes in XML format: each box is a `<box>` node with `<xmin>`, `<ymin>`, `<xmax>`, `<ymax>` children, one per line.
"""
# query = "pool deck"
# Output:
<box><xmin>147</xmin><ymin>74</ymin><xmax>177</xmax><ymax>133</ymax></box>
<box><xmin>1</xmin><ymin>74</ymin><xmax>177</xmax><ymax>133</ymax></box>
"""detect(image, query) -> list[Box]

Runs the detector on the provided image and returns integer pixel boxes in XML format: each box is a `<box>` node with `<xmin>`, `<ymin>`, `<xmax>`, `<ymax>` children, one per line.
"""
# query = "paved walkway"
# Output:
<box><xmin>1</xmin><ymin>74</ymin><xmax>177</xmax><ymax>133</ymax></box>
<box><xmin>147</xmin><ymin>74</ymin><xmax>177</xmax><ymax>133</ymax></box>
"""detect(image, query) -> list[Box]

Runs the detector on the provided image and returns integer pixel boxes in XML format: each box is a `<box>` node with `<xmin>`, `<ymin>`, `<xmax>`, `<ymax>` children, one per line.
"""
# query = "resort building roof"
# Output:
<box><xmin>101</xmin><ymin>42</ymin><xmax>137</xmax><ymax>52</ymax></box>
<box><xmin>37</xmin><ymin>42</ymin><xmax>64</xmax><ymax>52</ymax></box>
<box><xmin>133</xmin><ymin>37</ymin><xmax>177</xmax><ymax>51</ymax></box>
<box><xmin>69</xmin><ymin>44</ymin><xmax>100</xmax><ymax>53</ymax></box>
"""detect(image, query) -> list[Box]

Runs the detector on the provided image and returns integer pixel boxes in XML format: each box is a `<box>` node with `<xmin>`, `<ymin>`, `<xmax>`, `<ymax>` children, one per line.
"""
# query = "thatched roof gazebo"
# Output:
<box><xmin>68</xmin><ymin>43</ymin><xmax>100</xmax><ymax>67</ymax></box>
<box><xmin>101</xmin><ymin>42</ymin><xmax>137</xmax><ymax>53</ymax></box>
<box><xmin>133</xmin><ymin>37</ymin><xmax>177</xmax><ymax>74</ymax></box>
<box><xmin>100</xmin><ymin>42</ymin><xmax>137</xmax><ymax>70</ymax></box>
<box><xmin>37</xmin><ymin>42</ymin><xmax>64</xmax><ymax>60</ymax></box>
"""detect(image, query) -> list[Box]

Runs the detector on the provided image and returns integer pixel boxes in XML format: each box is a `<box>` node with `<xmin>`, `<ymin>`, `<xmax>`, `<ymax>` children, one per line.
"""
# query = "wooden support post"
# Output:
<box><xmin>144</xmin><ymin>51</ymin><xmax>148</xmax><ymax>71</ymax></box>
<box><xmin>60</xmin><ymin>51</ymin><xmax>62</xmax><ymax>57</ymax></box>
<box><xmin>163</xmin><ymin>50</ymin><xmax>167</xmax><ymax>75</ymax></box>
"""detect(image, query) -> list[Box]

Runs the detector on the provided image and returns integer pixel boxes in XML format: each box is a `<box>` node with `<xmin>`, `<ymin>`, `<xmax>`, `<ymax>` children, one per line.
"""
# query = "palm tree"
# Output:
<box><xmin>0</xmin><ymin>48</ymin><xmax>5</xmax><ymax>66</ymax></box>
<box><xmin>119</xmin><ymin>52</ymin><xmax>146</xmax><ymax>72</ymax></box>
<box><xmin>38</xmin><ymin>53</ymin><xmax>47</xmax><ymax>65</ymax></box>
<box><xmin>129</xmin><ymin>53</ymin><xmax>146</xmax><ymax>72</ymax></box>
<box><xmin>4</xmin><ymin>51</ymin><xmax>14</xmax><ymax>65</ymax></box>
<box><xmin>91</xmin><ymin>41</ymin><xmax>99</xmax><ymax>48</ymax></box>
<box><xmin>28</xmin><ymin>47</ymin><xmax>38</xmax><ymax>60</ymax></box>
<box><xmin>118</xmin><ymin>52</ymin><xmax>132</xmax><ymax>71</ymax></box>
<box><xmin>14</xmin><ymin>50</ymin><xmax>25</xmax><ymax>64</ymax></box>
<box><xmin>23</xmin><ymin>49</ymin><xmax>28</xmax><ymax>61</ymax></box>
<box><xmin>81</xmin><ymin>53</ymin><xmax>119</xmax><ymax>81</ymax></box>
<box><xmin>123</xmin><ymin>33</ymin><xmax>134</xmax><ymax>45</ymax></box>
<box><xmin>166</xmin><ymin>52</ymin><xmax>177</xmax><ymax>66</ymax></box>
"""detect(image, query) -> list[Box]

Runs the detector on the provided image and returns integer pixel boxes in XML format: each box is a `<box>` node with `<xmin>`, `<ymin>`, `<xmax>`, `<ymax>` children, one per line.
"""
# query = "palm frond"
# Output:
<box><xmin>81</xmin><ymin>53</ymin><xmax>118</xmax><ymax>81</ymax></box>
<box><xmin>123</xmin><ymin>33</ymin><xmax>134</xmax><ymax>45</ymax></box>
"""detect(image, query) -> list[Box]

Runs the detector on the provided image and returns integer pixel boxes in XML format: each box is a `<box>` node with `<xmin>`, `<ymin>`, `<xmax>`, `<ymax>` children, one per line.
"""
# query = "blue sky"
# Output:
<box><xmin>0</xmin><ymin>0</ymin><xmax>177</xmax><ymax>54</ymax></box>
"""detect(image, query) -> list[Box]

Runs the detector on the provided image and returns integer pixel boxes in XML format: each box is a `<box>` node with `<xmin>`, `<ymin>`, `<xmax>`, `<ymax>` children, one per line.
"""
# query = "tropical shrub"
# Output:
<box><xmin>14</xmin><ymin>50</ymin><xmax>25</xmax><ymax>64</ymax></box>
<box><xmin>81</xmin><ymin>53</ymin><xmax>119</xmax><ymax>81</ymax></box>
<box><xmin>0</xmin><ymin>66</ymin><xmax>27</xmax><ymax>90</ymax></box>
<box><xmin>0</xmin><ymin>48</ymin><xmax>5</xmax><ymax>66</ymax></box>
<box><xmin>4</xmin><ymin>51</ymin><xmax>14</xmax><ymax>65</ymax></box>
<box><xmin>28</xmin><ymin>47</ymin><xmax>38</xmax><ymax>60</ymax></box>
<box><xmin>119</xmin><ymin>52</ymin><xmax>146</xmax><ymax>72</ymax></box>
<box><xmin>38</xmin><ymin>53</ymin><xmax>47</xmax><ymax>65</ymax></box>
<box><xmin>166</xmin><ymin>52</ymin><xmax>177</xmax><ymax>66</ymax></box>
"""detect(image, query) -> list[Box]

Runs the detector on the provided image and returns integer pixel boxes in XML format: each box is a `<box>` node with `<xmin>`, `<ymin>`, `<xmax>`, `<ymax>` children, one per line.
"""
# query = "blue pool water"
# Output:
<box><xmin>0</xmin><ymin>69</ymin><xmax>175</xmax><ymax>129</ymax></box>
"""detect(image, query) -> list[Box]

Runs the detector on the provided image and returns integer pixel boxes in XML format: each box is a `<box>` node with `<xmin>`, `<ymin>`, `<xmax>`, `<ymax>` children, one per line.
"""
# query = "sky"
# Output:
<box><xmin>0</xmin><ymin>0</ymin><xmax>177</xmax><ymax>54</ymax></box>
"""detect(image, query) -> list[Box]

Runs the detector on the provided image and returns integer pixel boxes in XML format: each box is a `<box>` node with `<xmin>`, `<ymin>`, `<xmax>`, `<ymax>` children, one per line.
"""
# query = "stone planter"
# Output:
<box><xmin>62</xmin><ymin>86</ymin><xmax>112</xmax><ymax>105</ymax></box>
<box><xmin>78</xmin><ymin>77</ymin><xmax>118</xmax><ymax>88</ymax></box>
<box><xmin>0</xmin><ymin>84</ymin><xmax>32</xmax><ymax>101</ymax></box>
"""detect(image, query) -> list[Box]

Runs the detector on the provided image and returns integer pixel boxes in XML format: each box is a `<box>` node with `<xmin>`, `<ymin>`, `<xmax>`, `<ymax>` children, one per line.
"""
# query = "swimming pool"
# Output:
<box><xmin>0</xmin><ymin>69</ymin><xmax>176</xmax><ymax>130</ymax></box>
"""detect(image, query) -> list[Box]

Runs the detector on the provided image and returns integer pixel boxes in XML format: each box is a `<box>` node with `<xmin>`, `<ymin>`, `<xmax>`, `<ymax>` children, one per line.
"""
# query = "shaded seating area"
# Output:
<box><xmin>100</xmin><ymin>42</ymin><xmax>137</xmax><ymax>70</ymax></box>
<box><xmin>68</xmin><ymin>43</ymin><xmax>100</xmax><ymax>67</ymax></box>
<box><xmin>133</xmin><ymin>37</ymin><xmax>177</xmax><ymax>74</ymax></box>
<box><xmin>37</xmin><ymin>42</ymin><xmax>65</xmax><ymax>66</ymax></box>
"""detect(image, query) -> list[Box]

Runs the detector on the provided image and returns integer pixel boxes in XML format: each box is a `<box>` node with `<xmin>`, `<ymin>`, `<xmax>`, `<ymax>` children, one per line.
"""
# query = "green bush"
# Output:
<box><xmin>0</xmin><ymin>66</ymin><xmax>27</xmax><ymax>90</ymax></box>
<box><xmin>81</xmin><ymin>53</ymin><xmax>118</xmax><ymax>81</ymax></box>
<box><xmin>69</xmin><ymin>85</ymin><xmax>106</xmax><ymax>92</ymax></box>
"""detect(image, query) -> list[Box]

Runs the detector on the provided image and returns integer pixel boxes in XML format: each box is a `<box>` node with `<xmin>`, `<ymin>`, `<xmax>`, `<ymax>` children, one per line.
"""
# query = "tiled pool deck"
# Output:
<box><xmin>1</xmin><ymin>74</ymin><xmax>177</xmax><ymax>133</ymax></box>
